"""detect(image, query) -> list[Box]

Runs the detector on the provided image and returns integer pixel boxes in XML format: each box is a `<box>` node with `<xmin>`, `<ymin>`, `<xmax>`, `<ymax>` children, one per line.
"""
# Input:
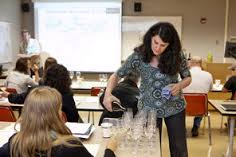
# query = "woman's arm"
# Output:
<box><xmin>103</xmin><ymin>73</ymin><xmax>120</xmax><ymax>112</ymax></box>
<box><xmin>32</xmin><ymin>64</ymin><xmax>39</xmax><ymax>82</ymax></box>
<box><xmin>171</xmin><ymin>77</ymin><xmax>191</xmax><ymax>96</ymax></box>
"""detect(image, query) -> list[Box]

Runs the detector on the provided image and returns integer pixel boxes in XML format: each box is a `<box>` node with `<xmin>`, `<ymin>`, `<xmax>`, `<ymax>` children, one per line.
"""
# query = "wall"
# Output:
<box><xmin>0</xmin><ymin>0</ymin><xmax>21</xmax><ymax>67</ymax></box>
<box><xmin>21</xmin><ymin>0</ymin><xmax>235</xmax><ymax>63</ymax></box>
<box><xmin>21</xmin><ymin>0</ymin><xmax>34</xmax><ymax>37</ymax></box>
<box><xmin>123</xmin><ymin>0</ymin><xmax>226</xmax><ymax>62</ymax></box>
<box><xmin>228</xmin><ymin>0</ymin><xmax>236</xmax><ymax>40</ymax></box>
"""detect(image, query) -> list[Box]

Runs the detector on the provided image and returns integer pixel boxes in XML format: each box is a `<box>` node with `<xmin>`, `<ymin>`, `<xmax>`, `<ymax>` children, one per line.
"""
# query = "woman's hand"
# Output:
<box><xmin>31</xmin><ymin>64</ymin><xmax>39</xmax><ymax>73</ymax></box>
<box><xmin>0</xmin><ymin>87</ymin><xmax>10</xmax><ymax>98</ymax></box>
<box><xmin>103</xmin><ymin>94</ymin><xmax>120</xmax><ymax>112</ymax></box>
<box><xmin>170</xmin><ymin>83</ymin><xmax>182</xmax><ymax>96</ymax></box>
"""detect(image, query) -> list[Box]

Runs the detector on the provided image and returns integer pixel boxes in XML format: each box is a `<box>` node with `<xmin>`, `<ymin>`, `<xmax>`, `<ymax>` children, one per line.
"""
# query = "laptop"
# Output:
<box><xmin>221</xmin><ymin>104</ymin><xmax>236</xmax><ymax>111</ymax></box>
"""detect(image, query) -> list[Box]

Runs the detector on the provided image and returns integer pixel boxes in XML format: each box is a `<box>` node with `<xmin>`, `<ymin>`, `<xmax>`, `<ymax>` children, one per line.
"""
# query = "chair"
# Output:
<box><xmin>0</xmin><ymin>105</ymin><xmax>17</xmax><ymax>122</ymax></box>
<box><xmin>184</xmin><ymin>93</ymin><xmax>212</xmax><ymax>145</ymax></box>
<box><xmin>90</xmin><ymin>87</ymin><xmax>102</xmax><ymax>96</ymax></box>
<box><xmin>5</xmin><ymin>88</ymin><xmax>17</xmax><ymax>94</ymax></box>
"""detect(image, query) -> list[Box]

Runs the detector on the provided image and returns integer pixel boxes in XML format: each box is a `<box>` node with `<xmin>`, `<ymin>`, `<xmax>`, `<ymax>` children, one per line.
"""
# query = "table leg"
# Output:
<box><xmin>226</xmin><ymin>117</ymin><xmax>235</xmax><ymax>157</ymax></box>
<box><xmin>88</xmin><ymin>111</ymin><xmax>90</xmax><ymax>123</ymax></box>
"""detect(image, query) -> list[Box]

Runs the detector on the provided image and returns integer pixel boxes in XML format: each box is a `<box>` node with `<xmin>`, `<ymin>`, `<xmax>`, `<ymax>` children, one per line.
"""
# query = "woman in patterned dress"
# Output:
<box><xmin>103</xmin><ymin>22</ymin><xmax>191</xmax><ymax>157</ymax></box>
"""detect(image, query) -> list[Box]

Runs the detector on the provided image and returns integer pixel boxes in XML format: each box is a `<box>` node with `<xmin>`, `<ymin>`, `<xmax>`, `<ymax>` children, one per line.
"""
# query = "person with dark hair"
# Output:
<box><xmin>103</xmin><ymin>22</ymin><xmax>191</xmax><ymax>157</ymax></box>
<box><xmin>222</xmin><ymin>64</ymin><xmax>236</xmax><ymax>128</ymax></box>
<box><xmin>223</xmin><ymin>64</ymin><xmax>236</xmax><ymax>99</ymax></box>
<box><xmin>43</xmin><ymin>64</ymin><xmax>82</xmax><ymax>122</ymax></box>
<box><xmin>1</xmin><ymin>63</ymin><xmax>82</xmax><ymax>123</ymax></box>
<box><xmin>98</xmin><ymin>72</ymin><xmax>140</xmax><ymax>125</ymax></box>
<box><xmin>43</xmin><ymin>57</ymin><xmax>58</xmax><ymax>74</ymax></box>
<box><xmin>0</xmin><ymin>86</ymin><xmax>117</xmax><ymax>157</ymax></box>
<box><xmin>5</xmin><ymin>57</ymin><xmax>38</xmax><ymax>93</ymax></box>
<box><xmin>38</xmin><ymin>57</ymin><xmax>58</xmax><ymax>84</ymax></box>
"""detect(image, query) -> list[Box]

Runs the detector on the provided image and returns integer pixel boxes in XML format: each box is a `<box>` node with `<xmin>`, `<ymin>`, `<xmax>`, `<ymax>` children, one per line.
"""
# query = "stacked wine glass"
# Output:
<box><xmin>114</xmin><ymin>109</ymin><xmax>160</xmax><ymax>157</ymax></box>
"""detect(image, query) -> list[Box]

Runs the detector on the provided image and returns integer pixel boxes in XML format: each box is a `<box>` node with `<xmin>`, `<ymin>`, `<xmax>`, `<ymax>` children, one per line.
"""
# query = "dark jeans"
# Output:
<box><xmin>156</xmin><ymin>110</ymin><xmax>188</xmax><ymax>157</ymax></box>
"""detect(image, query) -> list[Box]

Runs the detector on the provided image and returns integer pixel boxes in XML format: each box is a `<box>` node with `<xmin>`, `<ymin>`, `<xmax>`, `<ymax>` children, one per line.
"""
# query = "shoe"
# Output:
<box><xmin>191</xmin><ymin>125</ymin><xmax>199</xmax><ymax>137</ymax></box>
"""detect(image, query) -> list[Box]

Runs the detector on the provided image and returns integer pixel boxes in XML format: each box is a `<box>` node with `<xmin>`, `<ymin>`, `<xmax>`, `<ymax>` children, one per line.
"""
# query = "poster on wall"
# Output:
<box><xmin>0</xmin><ymin>22</ymin><xmax>12</xmax><ymax>64</ymax></box>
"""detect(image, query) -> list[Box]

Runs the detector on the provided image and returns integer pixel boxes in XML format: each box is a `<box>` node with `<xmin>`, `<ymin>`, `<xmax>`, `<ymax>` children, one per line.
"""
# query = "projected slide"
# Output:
<box><xmin>35</xmin><ymin>2</ymin><xmax>121</xmax><ymax>72</ymax></box>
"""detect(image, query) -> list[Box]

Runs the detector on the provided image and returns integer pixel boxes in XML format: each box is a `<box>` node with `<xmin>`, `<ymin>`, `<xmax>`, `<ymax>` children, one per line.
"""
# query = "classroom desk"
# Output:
<box><xmin>0</xmin><ymin>95</ymin><xmax>104</xmax><ymax>124</ymax></box>
<box><xmin>0</xmin><ymin>96</ymin><xmax>104</xmax><ymax>111</ymax></box>
<box><xmin>208</xmin><ymin>91</ymin><xmax>231</xmax><ymax>110</ymax></box>
<box><xmin>0</xmin><ymin>79</ymin><xmax>106</xmax><ymax>93</ymax></box>
<box><xmin>0</xmin><ymin>122</ymin><xmax>161</xmax><ymax>157</ymax></box>
<box><xmin>208</xmin><ymin>99</ymin><xmax>236</xmax><ymax>157</ymax></box>
<box><xmin>74</xmin><ymin>95</ymin><xmax>104</xmax><ymax>112</ymax></box>
<box><xmin>71</xmin><ymin>80</ymin><xmax>107</xmax><ymax>90</ymax></box>
<box><xmin>74</xmin><ymin>95</ymin><xmax>104</xmax><ymax>124</ymax></box>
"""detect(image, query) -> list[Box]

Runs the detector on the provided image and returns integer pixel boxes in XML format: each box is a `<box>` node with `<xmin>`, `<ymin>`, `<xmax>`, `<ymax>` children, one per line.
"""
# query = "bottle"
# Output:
<box><xmin>184</xmin><ymin>52</ymin><xmax>187</xmax><ymax>59</ymax></box>
<box><xmin>188</xmin><ymin>53</ymin><xmax>191</xmax><ymax>60</ymax></box>
<box><xmin>207</xmin><ymin>52</ymin><xmax>213</xmax><ymax>63</ymax></box>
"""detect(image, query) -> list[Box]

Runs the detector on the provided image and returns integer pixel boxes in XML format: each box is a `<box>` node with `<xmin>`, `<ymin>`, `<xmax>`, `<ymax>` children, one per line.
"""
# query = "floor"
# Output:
<box><xmin>78</xmin><ymin>111</ymin><xmax>236</xmax><ymax>157</ymax></box>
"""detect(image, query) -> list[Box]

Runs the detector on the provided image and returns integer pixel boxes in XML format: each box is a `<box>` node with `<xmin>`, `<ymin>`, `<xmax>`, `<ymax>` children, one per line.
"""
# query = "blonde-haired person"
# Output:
<box><xmin>0</xmin><ymin>86</ymin><xmax>117</xmax><ymax>157</ymax></box>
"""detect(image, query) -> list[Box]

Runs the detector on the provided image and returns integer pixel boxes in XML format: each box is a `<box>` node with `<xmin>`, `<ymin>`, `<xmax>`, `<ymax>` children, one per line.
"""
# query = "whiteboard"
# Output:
<box><xmin>121</xmin><ymin>16</ymin><xmax>182</xmax><ymax>60</ymax></box>
<box><xmin>0</xmin><ymin>22</ymin><xmax>12</xmax><ymax>63</ymax></box>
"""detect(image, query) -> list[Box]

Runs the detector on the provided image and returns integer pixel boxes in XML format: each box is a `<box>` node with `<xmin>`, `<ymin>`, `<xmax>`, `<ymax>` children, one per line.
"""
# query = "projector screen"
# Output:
<box><xmin>34</xmin><ymin>1</ymin><xmax>122</xmax><ymax>72</ymax></box>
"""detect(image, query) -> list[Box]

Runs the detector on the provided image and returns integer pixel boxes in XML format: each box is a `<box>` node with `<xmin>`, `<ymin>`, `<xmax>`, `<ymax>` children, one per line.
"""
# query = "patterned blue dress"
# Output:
<box><xmin>116</xmin><ymin>51</ymin><xmax>191</xmax><ymax>118</ymax></box>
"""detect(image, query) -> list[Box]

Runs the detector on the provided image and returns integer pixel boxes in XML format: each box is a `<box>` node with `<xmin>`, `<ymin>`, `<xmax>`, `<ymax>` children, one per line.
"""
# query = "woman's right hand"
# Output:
<box><xmin>103</xmin><ymin>94</ymin><xmax>120</xmax><ymax>112</ymax></box>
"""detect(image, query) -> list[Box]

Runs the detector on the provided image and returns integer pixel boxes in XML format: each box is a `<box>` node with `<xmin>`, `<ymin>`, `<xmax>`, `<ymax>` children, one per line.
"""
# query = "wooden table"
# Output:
<box><xmin>208</xmin><ymin>99</ymin><xmax>236</xmax><ymax>157</ymax></box>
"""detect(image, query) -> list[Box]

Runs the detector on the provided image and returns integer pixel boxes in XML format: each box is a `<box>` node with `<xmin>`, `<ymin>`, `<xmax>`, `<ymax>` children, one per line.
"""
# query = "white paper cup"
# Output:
<box><xmin>101</xmin><ymin>122</ymin><xmax>113</xmax><ymax>138</ymax></box>
<box><xmin>215</xmin><ymin>79</ymin><xmax>221</xmax><ymax>87</ymax></box>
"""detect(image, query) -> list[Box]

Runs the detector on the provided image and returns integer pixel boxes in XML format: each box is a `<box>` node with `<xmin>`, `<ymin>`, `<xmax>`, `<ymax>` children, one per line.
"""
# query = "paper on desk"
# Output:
<box><xmin>84</xmin><ymin>144</ymin><xmax>100</xmax><ymax>157</ymax></box>
<box><xmin>2</xmin><ymin>123</ymin><xmax>20</xmax><ymax>131</ymax></box>
<box><xmin>212</xmin><ymin>84</ymin><xmax>223</xmax><ymax>91</ymax></box>
<box><xmin>66</xmin><ymin>122</ymin><xmax>95</xmax><ymax>139</ymax></box>
<box><xmin>0</xmin><ymin>97</ymin><xmax>8</xmax><ymax>102</ymax></box>
<box><xmin>73</xmin><ymin>96</ymin><xmax>99</xmax><ymax>103</ymax></box>
<box><xmin>0</xmin><ymin>130</ymin><xmax>16</xmax><ymax>147</ymax></box>
<box><xmin>73</xmin><ymin>127</ymin><xmax>95</xmax><ymax>139</ymax></box>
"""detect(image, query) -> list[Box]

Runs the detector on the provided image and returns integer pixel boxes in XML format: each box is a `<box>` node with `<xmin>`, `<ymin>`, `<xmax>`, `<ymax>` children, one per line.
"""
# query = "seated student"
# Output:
<box><xmin>1</xmin><ymin>64</ymin><xmax>82</xmax><ymax>123</ymax></box>
<box><xmin>222</xmin><ymin>64</ymin><xmax>236</xmax><ymax>99</ymax></box>
<box><xmin>43</xmin><ymin>64</ymin><xmax>83</xmax><ymax>122</ymax></box>
<box><xmin>38</xmin><ymin>57</ymin><xmax>57</xmax><ymax>85</ymax></box>
<box><xmin>99</xmin><ymin>72</ymin><xmax>140</xmax><ymax>125</ymax></box>
<box><xmin>0</xmin><ymin>86</ymin><xmax>117</xmax><ymax>157</ymax></box>
<box><xmin>222</xmin><ymin>64</ymin><xmax>236</xmax><ymax>128</ymax></box>
<box><xmin>5</xmin><ymin>57</ymin><xmax>38</xmax><ymax>93</ymax></box>
<box><xmin>183</xmin><ymin>56</ymin><xmax>213</xmax><ymax>137</ymax></box>
<box><xmin>28</xmin><ymin>54</ymin><xmax>43</xmax><ymax>78</ymax></box>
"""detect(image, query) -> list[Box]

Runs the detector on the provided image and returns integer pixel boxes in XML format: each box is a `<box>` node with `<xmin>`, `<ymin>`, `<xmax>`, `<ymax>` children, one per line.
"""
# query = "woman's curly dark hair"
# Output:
<box><xmin>134</xmin><ymin>22</ymin><xmax>182</xmax><ymax>75</ymax></box>
<box><xmin>43</xmin><ymin>64</ymin><xmax>71</xmax><ymax>94</ymax></box>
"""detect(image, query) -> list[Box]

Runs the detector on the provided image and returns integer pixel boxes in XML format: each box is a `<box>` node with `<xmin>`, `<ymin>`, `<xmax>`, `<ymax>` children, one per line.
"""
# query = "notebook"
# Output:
<box><xmin>221</xmin><ymin>104</ymin><xmax>236</xmax><ymax>111</ymax></box>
